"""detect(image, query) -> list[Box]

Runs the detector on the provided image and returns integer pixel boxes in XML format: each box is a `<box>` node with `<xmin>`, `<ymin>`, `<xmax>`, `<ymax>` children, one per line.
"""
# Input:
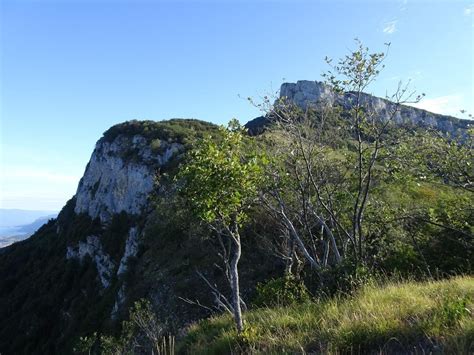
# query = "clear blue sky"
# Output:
<box><xmin>1</xmin><ymin>0</ymin><xmax>473</xmax><ymax>211</ymax></box>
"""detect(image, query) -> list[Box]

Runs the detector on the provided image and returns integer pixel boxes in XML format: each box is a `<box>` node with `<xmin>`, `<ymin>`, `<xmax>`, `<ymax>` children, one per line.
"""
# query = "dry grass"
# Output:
<box><xmin>178</xmin><ymin>276</ymin><xmax>474</xmax><ymax>354</ymax></box>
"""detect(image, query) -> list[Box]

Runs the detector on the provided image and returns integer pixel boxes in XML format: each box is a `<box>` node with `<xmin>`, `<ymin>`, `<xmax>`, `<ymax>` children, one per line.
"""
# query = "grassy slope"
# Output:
<box><xmin>179</xmin><ymin>276</ymin><xmax>474</xmax><ymax>354</ymax></box>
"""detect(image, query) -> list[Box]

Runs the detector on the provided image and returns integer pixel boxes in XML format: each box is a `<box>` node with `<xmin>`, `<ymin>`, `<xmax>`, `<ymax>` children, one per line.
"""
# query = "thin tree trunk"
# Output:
<box><xmin>314</xmin><ymin>214</ymin><xmax>342</xmax><ymax>263</ymax></box>
<box><xmin>229</xmin><ymin>231</ymin><xmax>244</xmax><ymax>334</ymax></box>
<box><xmin>285</xmin><ymin>218</ymin><xmax>320</xmax><ymax>269</ymax></box>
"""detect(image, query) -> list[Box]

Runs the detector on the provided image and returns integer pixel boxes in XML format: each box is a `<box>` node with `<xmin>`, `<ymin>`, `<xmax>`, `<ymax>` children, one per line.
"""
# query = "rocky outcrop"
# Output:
<box><xmin>280</xmin><ymin>80</ymin><xmax>337</xmax><ymax>108</ymax></box>
<box><xmin>66</xmin><ymin>235</ymin><xmax>115</xmax><ymax>288</ymax></box>
<box><xmin>117</xmin><ymin>227</ymin><xmax>139</xmax><ymax>275</ymax></box>
<box><xmin>246</xmin><ymin>80</ymin><xmax>470</xmax><ymax>136</ymax></box>
<box><xmin>74</xmin><ymin>133</ymin><xmax>183</xmax><ymax>222</ymax></box>
<box><xmin>111</xmin><ymin>284</ymin><xmax>126</xmax><ymax>319</ymax></box>
<box><xmin>66</xmin><ymin>225</ymin><xmax>141</xmax><ymax>288</ymax></box>
<box><xmin>279</xmin><ymin>80</ymin><xmax>470</xmax><ymax>135</ymax></box>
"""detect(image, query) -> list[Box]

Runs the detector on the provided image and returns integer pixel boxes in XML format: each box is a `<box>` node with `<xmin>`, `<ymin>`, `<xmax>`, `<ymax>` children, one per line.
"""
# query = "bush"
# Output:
<box><xmin>307</xmin><ymin>260</ymin><xmax>375</xmax><ymax>298</ymax></box>
<box><xmin>253</xmin><ymin>275</ymin><xmax>310</xmax><ymax>307</ymax></box>
<box><xmin>100</xmin><ymin>119</ymin><xmax>218</xmax><ymax>147</ymax></box>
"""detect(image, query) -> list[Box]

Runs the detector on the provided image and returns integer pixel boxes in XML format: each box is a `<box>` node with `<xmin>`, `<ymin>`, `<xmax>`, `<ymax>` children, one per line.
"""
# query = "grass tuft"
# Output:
<box><xmin>178</xmin><ymin>276</ymin><xmax>474</xmax><ymax>354</ymax></box>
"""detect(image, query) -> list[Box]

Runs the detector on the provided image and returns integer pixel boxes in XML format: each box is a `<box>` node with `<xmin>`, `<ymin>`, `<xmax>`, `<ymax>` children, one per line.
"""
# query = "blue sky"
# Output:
<box><xmin>1</xmin><ymin>0</ymin><xmax>473</xmax><ymax>211</ymax></box>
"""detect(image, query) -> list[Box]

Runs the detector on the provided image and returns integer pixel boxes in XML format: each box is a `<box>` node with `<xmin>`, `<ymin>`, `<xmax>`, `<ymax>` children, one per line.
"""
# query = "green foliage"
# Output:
<box><xmin>74</xmin><ymin>332</ymin><xmax>98</xmax><ymax>354</ymax></box>
<box><xmin>363</xmin><ymin>179</ymin><xmax>473</xmax><ymax>275</ymax></box>
<box><xmin>74</xmin><ymin>299</ymin><xmax>169</xmax><ymax>355</ymax></box>
<box><xmin>253</xmin><ymin>275</ymin><xmax>310</xmax><ymax>307</ymax></box>
<box><xmin>437</xmin><ymin>295</ymin><xmax>472</xmax><ymax>328</ymax></box>
<box><xmin>237</xmin><ymin>323</ymin><xmax>259</xmax><ymax>349</ymax></box>
<box><xmin>101</xmin><ymin>119</ymin><xmax>217</xmax><ymax>147</ymax></box>
<box><xmin>150</xmin><ymin>138</ymin><xmax>162</xmax><ymax>153</ymax></box>
<box><xmin>392</xmin><ymin>127</ymin><xmax>474</xmax><ymax>192</ymax></box>
<box><xmin>323</xmin><ymin>38</ymin><xmax>387</xmax><ymax>94</ymax></box>
<box><xmin>178</xmin><ymin>119</ymin><xmax>267</xmax><ymax>227</ymax></box>
<box><xmin>99</xmin><ymin>119</ymin><xmax>220</xmax><ymax>166</ymax></box>
<box><xmin>0</xmin><ymin>216</ymin><xmax>110</xmax><ymax>354</ymax></box>
<box><xmin>0</xmin><ymin>198</ymin><xmax>145</xmax><ymax>354</ymax></box>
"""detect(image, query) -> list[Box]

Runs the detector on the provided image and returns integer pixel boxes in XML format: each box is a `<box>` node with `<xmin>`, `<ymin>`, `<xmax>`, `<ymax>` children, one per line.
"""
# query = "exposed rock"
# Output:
<box><xmin>280</xmin><ymin>80</ymin><xmax>470</xmax><ymax>135</ymax></box>
<box><xmin>111</xmin><ymin>284</ymin><xmax>126</xmax><ymax>320</ymax></box>
<box><xmin>74</xmin><ymin>133</ymin><xmax>183</xmax><ymax>222</ymax></box>
<box><xmin>66</xmin><ymin>235</ymin><xmax>115</xmax><ymax>288</ymax></box>
<box><xmin>117</xmin><ymin>227</ymin><xmax>140</xmax><ymax>275</ymax></box>
<box><xmin>280</xmin><ymin>80</ymin><xmax>336</xmax><ymax>108</ymax></box>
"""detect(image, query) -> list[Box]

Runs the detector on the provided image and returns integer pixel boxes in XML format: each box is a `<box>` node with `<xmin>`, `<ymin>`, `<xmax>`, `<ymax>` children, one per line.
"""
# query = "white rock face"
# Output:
<box><xmin>66</xmin><ymin>235</ymin><xmax>115</xmax><ymax>288</ymax></box>
<box><xmin>117</xmin><ymin>227</ymin><xmax>139</xmax><ymax>275</ymax></box>
<box><xmin>280</xmin><ymin>80</ymin><xmax>336</xmax><ymax>108</ymax></box>
<box><xmin>111</xmin><ymin>284</ymin><xmax>126</xmax><ymax>319</ymax></box>
<box><xmin>66</xmin><ymin>226</ymin><xmax>141</xmax><ymax>290</ymax></box>
<box><xmin>74</xmin><ymin>134</ymin><xmax>183</xmax><ymax>222</ymax></box>
<box><xmin>279</xmin><ymin>81</ymin><xmax>467</xmax><ymax>135</ymax></box>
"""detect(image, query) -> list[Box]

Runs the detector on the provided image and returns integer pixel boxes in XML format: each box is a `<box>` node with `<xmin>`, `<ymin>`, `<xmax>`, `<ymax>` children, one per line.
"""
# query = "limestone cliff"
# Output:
<box><xmin>279</xmin><ymin>80</ymin><xmax>470</xmax><ymax>135</ymax></box>
<box><xmin>66</xmin><ymin>121</ymin><xmax>187</xmax><ymax>295</ymax></box>
<box><xmin>74</xmin><ymin>130</ymin><xmax>183</xmax><ymax>222</ymax></box>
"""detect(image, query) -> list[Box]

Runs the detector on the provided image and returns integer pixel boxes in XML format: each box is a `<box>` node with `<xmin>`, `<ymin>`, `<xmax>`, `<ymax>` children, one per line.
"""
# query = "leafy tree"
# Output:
<box><xmin>408</xmin><ymin>127</ymin><xmax>473</xmax><ymax>192</ymax></box>
<box><xmin>321</xmin><ymin>40</ymin><xmax>426</xmax><ymax>262</ymax></box>
<box><xmin>253</xmin><ymin>40</ymin><xmax>427</xmax><ymax>280</ymax></box>
<box><xmin>178</xmin><ymin>119</ymin><xmax>267</xmax><ymax>333</ymax></box>
<box><xmin>384</xmin><ymin>126</ymin><xmax>474</xmax><ymax>274</ymax></box>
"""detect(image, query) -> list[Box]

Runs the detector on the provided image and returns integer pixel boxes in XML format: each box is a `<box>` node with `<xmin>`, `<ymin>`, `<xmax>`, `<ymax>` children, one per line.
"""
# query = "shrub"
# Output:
<box><xmin>253</xmin><ymin>275</ymin><xmax>310</xmax><ymax>307</ymax></box>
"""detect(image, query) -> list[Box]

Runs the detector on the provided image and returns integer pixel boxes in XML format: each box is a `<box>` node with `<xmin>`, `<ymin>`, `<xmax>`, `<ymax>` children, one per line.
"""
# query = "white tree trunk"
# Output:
<box><xmin>229</xmin><ymin>233</ymin><xmax>244</xmax><ymax>333</ymax></box>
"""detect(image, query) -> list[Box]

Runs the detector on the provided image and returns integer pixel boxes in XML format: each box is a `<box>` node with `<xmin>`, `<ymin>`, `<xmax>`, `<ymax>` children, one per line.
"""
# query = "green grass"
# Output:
<box><xmin>178</xmin><ymin>276</ymin><xmax>474</xmax><ymax>354</ymax></box>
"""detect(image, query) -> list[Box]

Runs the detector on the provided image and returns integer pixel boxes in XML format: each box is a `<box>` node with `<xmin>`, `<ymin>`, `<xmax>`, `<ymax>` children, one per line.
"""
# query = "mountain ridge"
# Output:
<box><xmin>0</xmin><ymin>84</ymin><xmax>471</xmax><ymax>354</ymax></box>
<box><xmin>246</xmin><ymin>80</ymin><xmax>471</xmax><ymax>135</ymax></box>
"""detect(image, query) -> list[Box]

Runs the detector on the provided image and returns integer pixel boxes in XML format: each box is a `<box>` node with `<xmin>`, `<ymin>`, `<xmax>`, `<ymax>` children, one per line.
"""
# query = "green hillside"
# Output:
<box><xmin>180</xmin><ymin>276</ymin><xmax>474</xmax><ymax>354</ymax></box>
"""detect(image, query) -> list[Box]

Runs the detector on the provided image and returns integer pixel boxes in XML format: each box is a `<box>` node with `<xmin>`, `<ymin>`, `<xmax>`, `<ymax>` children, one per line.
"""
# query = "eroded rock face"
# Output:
<box><xmin>117</xmin><ymin>227</ymin><xmax>139</xmax><ymax>275</ymax></box>
<box><xmin>280</xmin><ymin>80</ymin><xmax>336</xmax><ymax>108</ymax></box>
<box><xmin>66</xmin><ymin>226</ymin><xmax>141</xmax><ymax>289</ymax></box>
<box><xmin>278</xmin><ymin>80</ymin><xmax>469</xmax><ymax>135</ymax></box>
<box><xmin>111</xmin><ymin>284</ymin><xmax>126</xmax><ymax>319</ymax></box>
<box><xmin>66</xmin><ymin>235</ymin><xmax>115</xmax><ymax>288</ymax></box>
<box><xmin>74</xmin><ymin>134</ymin><xmax>183</xmax><ymax>222</ymax></box>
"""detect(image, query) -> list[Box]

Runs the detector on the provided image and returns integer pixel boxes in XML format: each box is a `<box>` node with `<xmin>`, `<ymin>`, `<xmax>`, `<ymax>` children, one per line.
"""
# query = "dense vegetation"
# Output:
<box><xmin>0</xmin><ymin>43</ymin><xmax>472</xmax><ymax>354</ymax></box>
<box><xmin>101</xmin><ymin>119</ymin><xmax>217</xmax><ymax>147</ymax></box>
<box><xmin>169</xmin><ymin>42</ymin><xmax>472</xmax><ymax>353</ymax></box>
<box><xmin>0</xmin><ymin>199</ymin><xmax>136</xmax><ymax>354</ymax></box>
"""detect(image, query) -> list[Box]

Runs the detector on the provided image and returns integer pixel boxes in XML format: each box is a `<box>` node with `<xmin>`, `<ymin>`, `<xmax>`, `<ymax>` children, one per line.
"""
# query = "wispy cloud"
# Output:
<box><xmin>383</xmin><ymin>20</ymin><xmax>398</xmax><ymax>34</ymax></box>
<box><xmin>400</xmin><ymin>0</ymin><xmax>408</xmax><ymax>11</ymax></box>
<box><xmin>385</xmin><ymin>70</ymin><xmax>422</xmax><ymax>86</ymax></box>
<box><xmin>407</xmin><ymin>94</ymin><xmax>464</xmax><ymax>117</ymax></box>
<box><xmin>464</xmin><ymin>4</ymin><xmax>474</xmax><ymax>16</ymax></box>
